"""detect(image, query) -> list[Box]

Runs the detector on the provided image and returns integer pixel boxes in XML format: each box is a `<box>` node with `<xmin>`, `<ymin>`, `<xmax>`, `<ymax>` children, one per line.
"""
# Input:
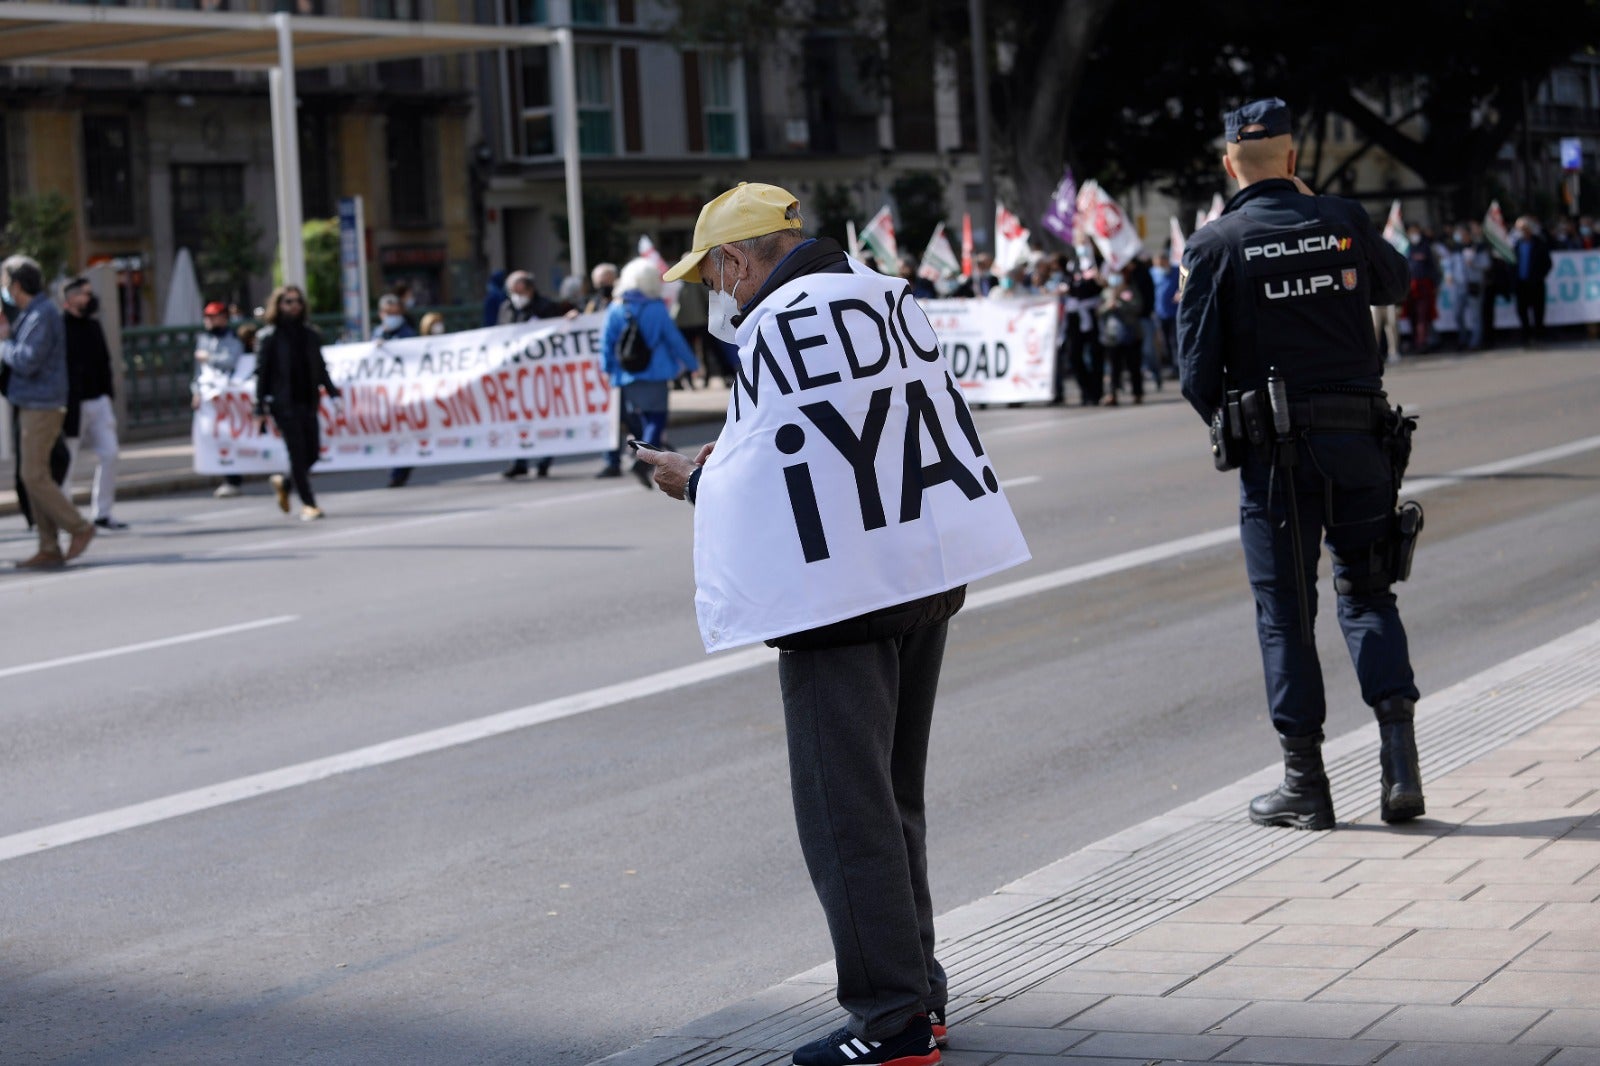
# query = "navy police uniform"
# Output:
<box><xmin>1177</xmin><ymin>98</ymin><xmax>1425</xmax><ymax>830</ymax></box>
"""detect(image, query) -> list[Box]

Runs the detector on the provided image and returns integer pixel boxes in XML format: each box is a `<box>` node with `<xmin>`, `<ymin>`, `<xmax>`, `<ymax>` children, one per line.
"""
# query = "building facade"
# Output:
<box><xmin>0</xmin><ymin>0</ymin><xmax>482</xmax><ymax>323</ymax></box>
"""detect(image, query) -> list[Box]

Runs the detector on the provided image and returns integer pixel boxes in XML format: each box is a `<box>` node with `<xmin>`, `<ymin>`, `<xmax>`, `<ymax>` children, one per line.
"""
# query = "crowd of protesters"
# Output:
<box><xmin>11</xmin><ymin>206</ymin><xmax>1590</xmax><ymax>568</ymax></box>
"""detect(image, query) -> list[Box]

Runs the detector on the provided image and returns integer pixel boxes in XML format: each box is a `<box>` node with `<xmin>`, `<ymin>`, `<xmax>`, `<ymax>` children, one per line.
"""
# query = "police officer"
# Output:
<box><xmin>1177</xmin><ymin>98</ymin><xmax>1424</xmax><ymax>831</ymax></box>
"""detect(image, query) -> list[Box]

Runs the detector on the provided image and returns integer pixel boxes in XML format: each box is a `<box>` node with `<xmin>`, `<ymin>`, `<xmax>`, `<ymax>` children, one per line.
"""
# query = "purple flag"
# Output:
<box><xmin>1041</xmin><ymin>167</ymin><xmax>1077</xmax><ymax>244</ymax></box>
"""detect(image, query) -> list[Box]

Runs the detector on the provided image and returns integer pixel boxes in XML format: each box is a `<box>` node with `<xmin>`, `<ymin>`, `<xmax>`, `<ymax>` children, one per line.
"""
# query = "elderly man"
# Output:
<box><xmin>638</xmin><ymin>184</ymin><xmax>1029</xmax><ymax>1066</ymax></box>
<box><xmin>0</xmin><ymin>255</ymin><xmax>95</xmax><ymax>567</ymax></box>
<box><xmin>584</xmin><ymin>261</ymin><xmax>619</xmax><ymax>313</ymax></box>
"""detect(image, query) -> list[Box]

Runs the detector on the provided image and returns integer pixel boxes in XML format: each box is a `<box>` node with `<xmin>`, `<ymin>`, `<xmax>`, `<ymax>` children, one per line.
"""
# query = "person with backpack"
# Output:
<box><xmin>599</xmin><ymin>257</ymin><xmax>698</xmax><ymax>485</ymax></box>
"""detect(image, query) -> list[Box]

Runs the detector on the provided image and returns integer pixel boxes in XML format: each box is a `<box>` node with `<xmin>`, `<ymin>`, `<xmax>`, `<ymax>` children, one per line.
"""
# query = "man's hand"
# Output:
<box><xmin>634</xmin><ymin>446</ymin><xmax>698</xmax><ymax>500</ymax></box>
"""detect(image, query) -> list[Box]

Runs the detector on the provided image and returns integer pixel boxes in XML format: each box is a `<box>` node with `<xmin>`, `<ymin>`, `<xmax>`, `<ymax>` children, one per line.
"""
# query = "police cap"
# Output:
<box><xmin>1224</xmin><ymin>98</ymin><xmax>1292</xmax><ymax>143</ymax></box>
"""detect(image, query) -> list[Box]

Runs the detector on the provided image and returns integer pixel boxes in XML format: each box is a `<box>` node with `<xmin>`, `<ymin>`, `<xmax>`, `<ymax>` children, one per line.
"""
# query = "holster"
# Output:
<box><xmin>1210</xmin><ymin>392</ymin><xmax>1241</xmax><ymax>471</ymax></box>
<box><xmin>1391</xmin><ymin>499</ymin><xmax>1424</xmax><ymax>582</ymax></box>
<box><xmin>1382</xmin><ymin>404</ymin><xmax>1418</xmax><ymax>484</ymax></box>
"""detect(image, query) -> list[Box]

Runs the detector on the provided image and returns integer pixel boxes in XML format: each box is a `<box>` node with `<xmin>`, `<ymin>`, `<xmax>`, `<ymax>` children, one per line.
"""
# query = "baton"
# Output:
<box><xmin>1267</xmin><ymin>368</ymin><xmax>1314</xmax><ymax>646</ymax></box>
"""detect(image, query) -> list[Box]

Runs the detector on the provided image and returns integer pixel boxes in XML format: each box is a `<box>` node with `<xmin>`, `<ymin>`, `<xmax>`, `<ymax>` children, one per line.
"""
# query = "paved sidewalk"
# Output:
<box><xmin>0</xmin><ymin>383</ymin><xmax>734</xmax><ymax>518</ymax></box>
<box><xmin>598</xmin><ymin>620</ymin><xmax>1600</xmax><ymax>1066</ymax></box>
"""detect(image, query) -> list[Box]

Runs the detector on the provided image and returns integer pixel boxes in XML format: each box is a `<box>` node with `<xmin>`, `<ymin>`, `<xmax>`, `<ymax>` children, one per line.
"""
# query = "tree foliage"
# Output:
<box><xmin>810</xmin><ymin>181</ymin><xmax>858</xmax><ymax>246</ymax></box>
<box><xmin>664</xmin><ymin>0</ymin><xmax>1598</xmax><ymax>238</ymax></box>
<box><xmin>197</xmin><ymin>208</ymin><xmax>267</xmax><ymax>308</ymax></box>
<box><xmin>275</xmin><ymin>218</ymin><xmax>341</xmax><ymax>314</ymax></box>
<box><xmin>2</xmin><ymin>192</ymin><xmax>75</xmax><ymax>281</ymax></box>
<box><xmin>890</xmin><ymin>171</ymin><xmax>948</xmax><ymax>260</ymax></box>
<box><xmin>556</xmin><ymin>189</ymin><xmax>634</xmax><ymax>274</ymax></box>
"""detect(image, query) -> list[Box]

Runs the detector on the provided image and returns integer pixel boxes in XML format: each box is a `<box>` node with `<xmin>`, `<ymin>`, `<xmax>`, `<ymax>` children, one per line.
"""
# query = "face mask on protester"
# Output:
<box><xmin>209</xmin><ymin>324</ymin><xmax>230</xmax><ymax>338</ymax></box>
<box><xmin>81</xmin><ymin>294</ymin><xmax>100</xmax><ymax>316</ymax></box>
<box><xmin>706</xmin><ymin>254</ymin><xmax>742</xmax><ymax>344</ymax></box>
<box><xmin>509</xmin><ymin>292</ymin><xmax>531</xmax><ymax>310</ymax></box>
<box><xmin>381</xmin><ymin>313</ymin><xmax>406</xmax><ymax>332</ymax></box>
<box><xmin>1106</xmin><ymin>272</ymin><xmax>1124</xmax><ymax>287</ymax></box>
<box><xmin>1</xmin><ymin>285</ymin><xmax>14</xmax><ymax>307</ymax></box>
<box><xmin>1453</xmin><ymin>230</ymin><xmax>1468</xmax><ymax>245</ymax></box>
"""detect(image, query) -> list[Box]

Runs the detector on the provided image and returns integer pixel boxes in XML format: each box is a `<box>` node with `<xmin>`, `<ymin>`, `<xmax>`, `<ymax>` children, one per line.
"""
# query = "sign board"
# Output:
<box><xmin>337</xmin><ymin>195</ymin><xmax>369</xmax><ymax>342</ymax></box>
<box><xmin>1562</xmin><ymin>137</ymin><xmax>1583</xmax><ymax>172</ymax></box>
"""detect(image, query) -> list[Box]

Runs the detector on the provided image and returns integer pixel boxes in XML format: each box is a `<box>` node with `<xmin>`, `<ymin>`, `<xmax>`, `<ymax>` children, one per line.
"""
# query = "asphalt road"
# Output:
<box><xmin>3</xmin><ymin>345</ymin><xmax>1598</xmax><ymax>1065</ymax></box>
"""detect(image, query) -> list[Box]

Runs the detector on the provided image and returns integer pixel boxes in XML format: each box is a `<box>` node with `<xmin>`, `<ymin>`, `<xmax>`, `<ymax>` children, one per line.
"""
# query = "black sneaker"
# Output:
<box><xmin>793</xmin><ymin>1015</ymin><xmax>939</xmax><ymax>1066</ymax></box>
<box><xmin>93</xmin><ymin>517</ymin><xmax>128</xmax><ymax>531</ymax></box>
<box><xmin>926</xmin><ymin>1009</ymin><xmax>948</xmax><ymax>1049</ymax></box>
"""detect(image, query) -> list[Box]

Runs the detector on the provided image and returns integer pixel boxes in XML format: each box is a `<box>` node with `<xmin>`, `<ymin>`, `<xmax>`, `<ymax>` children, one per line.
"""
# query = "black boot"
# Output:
<box><xmin>1249</xmin><ymin>732</ymin><xmax>1335</xmax><ymax>830</ymax></box>
<box><xmin>1376</xmin><ymin>697</ymin><xmax>1425</xmax><ymax>823</ymax></box>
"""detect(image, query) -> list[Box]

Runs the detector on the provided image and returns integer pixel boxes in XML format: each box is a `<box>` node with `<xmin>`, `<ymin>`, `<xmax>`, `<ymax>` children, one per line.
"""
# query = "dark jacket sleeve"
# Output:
<box><xmin>309</xmin><ymin>329</ymin><xmax>340</xmax><ymax>398</ymax></box>
<box><xmin>254</xmin><ymin>328</ymin><xmax>276</xmax><ymax>414</ymax></box>
<box><xmin>1176</xmin><ymin>238</ymin><xmax>1229</xmax><ymax>424</ymax></box>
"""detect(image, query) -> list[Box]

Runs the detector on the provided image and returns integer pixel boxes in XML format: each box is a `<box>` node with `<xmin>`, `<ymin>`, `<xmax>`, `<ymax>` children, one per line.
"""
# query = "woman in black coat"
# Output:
<box><xmin>254</xmin><ymin>285</ymin><xmax>341</xmax><ymax>520</ymax></box>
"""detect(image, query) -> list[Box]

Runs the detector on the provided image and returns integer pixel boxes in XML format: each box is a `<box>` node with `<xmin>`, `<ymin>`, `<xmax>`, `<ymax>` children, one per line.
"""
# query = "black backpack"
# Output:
<box><xmin>617</xmin><ymin>307</ymin><xmax>653</xmax><ymax>373</ymax></box>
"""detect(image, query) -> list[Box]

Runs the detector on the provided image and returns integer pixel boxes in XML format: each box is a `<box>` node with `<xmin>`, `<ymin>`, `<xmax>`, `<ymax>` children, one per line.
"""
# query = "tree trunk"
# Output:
<box><xmin>1003</xmin><ymin>0</ymin><xmax>1120</xmax><ymax>240</ymax></box>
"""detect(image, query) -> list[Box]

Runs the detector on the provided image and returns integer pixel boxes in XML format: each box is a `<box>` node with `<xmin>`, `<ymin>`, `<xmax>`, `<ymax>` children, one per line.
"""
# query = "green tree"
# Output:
<box><xmin>301</xmin><ymin>219</ymin><xmax>341</xmax><ymax>314</ymax></box>
<box><xmin>1</xmin><ymin>192</ymin><xmax>75</xmax><ymax>280</ymax></box>
<box><xmin>275</xmin><ymin>218</ymin><xmax>341</xmax><ymax>314</ymax></box>
<box><xmin>810</xmin><ymin>182</ymin><xmax>858</xmax><ymax>246</ymax></box>
<box><xmin>197</xmin><ymin>208</ymin><xmax>266</xmax><ymax>309</ymax></box>
<box><xmin>890</xmin><ymin>171</ymin><xmax>948</xmax><ymax>262</ymax></box>
<box><xmin>555</xmin><ymin>189</ymin><xmax>634</xmax><ymax>277</ymax></box>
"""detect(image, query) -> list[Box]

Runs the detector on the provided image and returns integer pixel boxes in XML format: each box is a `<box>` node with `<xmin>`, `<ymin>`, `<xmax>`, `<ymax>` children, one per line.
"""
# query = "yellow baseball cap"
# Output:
<box><xmin>663</xmin><ymin>182</ymin><xmax>804</xmax><ymax>284</ymax></box>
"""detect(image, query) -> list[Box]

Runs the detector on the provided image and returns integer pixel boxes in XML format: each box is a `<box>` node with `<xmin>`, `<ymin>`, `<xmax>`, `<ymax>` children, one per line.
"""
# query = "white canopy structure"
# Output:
<box><xmin>0</xmin><ymin>2</ymin><xmax>586</xmax><ymax>285</ymax></box>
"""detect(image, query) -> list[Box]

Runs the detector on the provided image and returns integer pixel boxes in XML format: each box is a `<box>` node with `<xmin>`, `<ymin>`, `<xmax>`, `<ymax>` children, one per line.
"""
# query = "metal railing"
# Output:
<box><xmin>120</xmin><ymin>304</ymin><xmax>485</xmax><ymax>434</ymax></box>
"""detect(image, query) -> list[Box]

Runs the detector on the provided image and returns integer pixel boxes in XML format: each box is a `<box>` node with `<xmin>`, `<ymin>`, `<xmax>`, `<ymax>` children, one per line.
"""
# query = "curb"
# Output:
<box><xmin>589</xmin><ymin>617</ymin><xmax>1600</xmax><ymax>1066</ymax></box>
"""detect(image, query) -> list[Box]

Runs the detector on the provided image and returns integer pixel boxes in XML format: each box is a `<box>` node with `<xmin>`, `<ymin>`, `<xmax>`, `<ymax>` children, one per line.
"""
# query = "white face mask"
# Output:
<box><xmin>509</xmin><ymin>292</ymin><xmax>531</xmax><ymax>310</ymax></box>
<box><xmin>706</xmin><ymin>257</ymin><xmax>742</xmax><ymax>344</ymax></box>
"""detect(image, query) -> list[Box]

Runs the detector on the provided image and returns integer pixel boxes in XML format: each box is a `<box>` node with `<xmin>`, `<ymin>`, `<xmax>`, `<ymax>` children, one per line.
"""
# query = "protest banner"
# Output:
<box><xmin>921</xmin><ymin>296</ymin><xmax>1060</xmax><ymax>405</ymax></box>
<box><xmin>918</xmin><ymin>222</ymin><xmax>962</xmax><ymax>280</ymax></box>
<box><xmin>192</xmin><ymin>315</ymin><xmax>618</xmax><ymax>475</ymax></box>
<box><xmin>860</xmin><ymin>207</ymin><xmax>899</xmax><ymax>268</ymax></box>
<box><xmin>1484</xmin><ymin>200</ymin><xmax>1516</xmax><ymax>262</ymax></box>
<box><xmin>1040</xmin><ymin>167</ymin><xmax>1078</xmax><ymax>244</ymax></box>
<box><xmin>995</xmin><ymin>204</ymin><xmax>1032</xmax><ymax>271</ymax></box>
<box><xmin>1075</xmin><ymin>180</ymin><xmax>1144</xmax><ymax>269</ymax></box>
<box><xmin>698</xmin><ymin>262</ymin><xmax>1030</xmax><ymax>651</ymax></box>
<box><xmin>1435</xmin><ymin>248</ymin><xmax>1600</xmax><ymax>331</ymax></box>
<box><xmin>1383</xmin><ymin>199</ymin><xmax>1410</xmax><ymax>255</ymax></box>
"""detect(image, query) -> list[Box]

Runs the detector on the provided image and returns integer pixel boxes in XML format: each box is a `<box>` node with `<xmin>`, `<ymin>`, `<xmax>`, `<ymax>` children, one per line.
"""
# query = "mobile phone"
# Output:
<box><xmin>627</xmin><ymin>439</ymin><xmax>663</xmax><ymax>453</ymax></box>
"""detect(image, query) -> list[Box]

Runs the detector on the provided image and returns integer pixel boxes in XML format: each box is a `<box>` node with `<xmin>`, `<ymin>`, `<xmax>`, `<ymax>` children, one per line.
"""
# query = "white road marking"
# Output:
<box><xmin>0</xmin><ymin>645</ymin><xmax>776</xmax><ymax>862</ymax></box>
<box><xmin>4</xmin><ymin>432</ymin><xmax>1600</xmax><ymax>861</ymax></box>
<box><xmin>0</xmin><ymin>615</ymin><xmax>298</xmax><ymax>682</ymax></box>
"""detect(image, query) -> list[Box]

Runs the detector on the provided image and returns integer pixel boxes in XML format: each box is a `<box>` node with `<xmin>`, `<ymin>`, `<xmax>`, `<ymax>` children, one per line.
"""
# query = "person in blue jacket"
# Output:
<box><xmin>599</xmin><ymin>257</ymin><xmax>698</xmax><ymax>485</ymax></box>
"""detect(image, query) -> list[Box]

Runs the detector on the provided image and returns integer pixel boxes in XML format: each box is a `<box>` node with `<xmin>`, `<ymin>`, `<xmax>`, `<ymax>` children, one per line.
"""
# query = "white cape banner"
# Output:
<box><xmin>192</xmin><ymin>315</ymin><xmax>618</xmax><ymax>474</ymax></box>
<box><xmin>921</xmin><ymin>296</ymin><xmax>1060</xmax><ymax>404</ymax></box>
<box><xmin>694</xmin><ymin>263</ymin><xmax>1031</xmax><ymax>652</ymax></box>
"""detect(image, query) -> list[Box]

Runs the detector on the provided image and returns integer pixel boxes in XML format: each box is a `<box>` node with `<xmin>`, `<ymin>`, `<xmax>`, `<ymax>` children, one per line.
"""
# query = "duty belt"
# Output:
<box><xmin>1288</xmin><ymin>393</ymin><xmax>1390</xmax><ymax>433</ymax></box>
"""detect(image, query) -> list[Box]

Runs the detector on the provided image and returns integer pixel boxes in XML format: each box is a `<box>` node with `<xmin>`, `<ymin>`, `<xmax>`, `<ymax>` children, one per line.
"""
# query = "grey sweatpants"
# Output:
<box><xmin>778</xmin><ymin>620</ymin><xmax>950</xmax><ymax>1040</ymax></box>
